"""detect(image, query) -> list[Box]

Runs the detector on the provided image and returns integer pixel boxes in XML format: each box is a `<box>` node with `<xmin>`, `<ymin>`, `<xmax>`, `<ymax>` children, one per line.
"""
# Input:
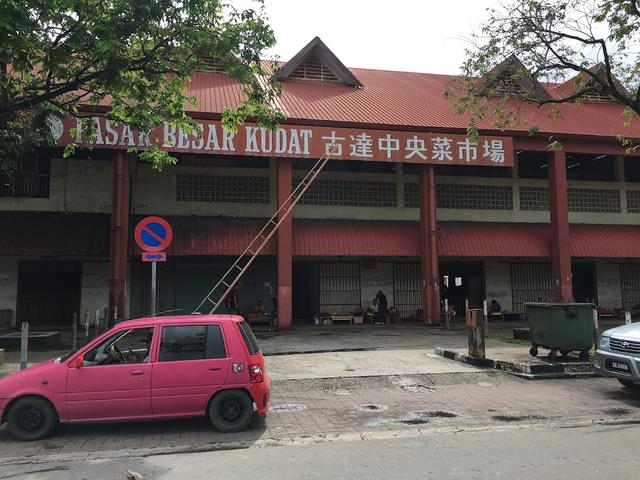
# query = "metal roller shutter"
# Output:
<box><xmin>319</xmin><ymin>263</ymin><xmax>361</xmax><ymax>315</ymax></box>
<box><xmin>621</xmin><ymin>264</ymin><xmax>640</xmax><ymax>311</ymax></box>
<box><xmin>393</xmin><ymin>263</ymin><xmax>421</xmax><ymax>320</ymax></box>
<box><xmin>511</xmin><ymin>263</ymin><xmax>553</xmax><ymax>314</ymax></box>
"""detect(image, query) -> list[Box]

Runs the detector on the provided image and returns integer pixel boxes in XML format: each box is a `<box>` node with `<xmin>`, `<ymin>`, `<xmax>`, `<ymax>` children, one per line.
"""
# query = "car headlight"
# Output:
<box><xmin>599</xmin><ymin>335</ymin><xmax>610</xmax><ymax>350</ymax></box>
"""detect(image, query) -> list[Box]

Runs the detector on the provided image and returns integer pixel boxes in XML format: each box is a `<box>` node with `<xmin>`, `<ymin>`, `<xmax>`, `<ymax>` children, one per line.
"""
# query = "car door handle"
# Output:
<box><xmin>209</xmin><ymin>366</ymin><xmax>222</xmax><ymax>371</ymax></box>
<box><xmin>130</xmin><ymin>369</ymin><xmax>144</xmax><ymax>376</ymax></box>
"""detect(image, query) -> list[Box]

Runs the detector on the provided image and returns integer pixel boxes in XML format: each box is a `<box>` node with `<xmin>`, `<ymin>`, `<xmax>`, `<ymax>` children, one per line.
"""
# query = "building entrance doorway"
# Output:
<box><xmin>292</xmin><ymin>262</ymin><xmax>320</xmax><ymax>320</ymax></box>
<box><xmin>572</xmin><ymin>262</ymin><xmax>596</xmax><ymax>303</ymax></box>
<box><xmin>439</xmin><ymin>262</ymin><xmax>484</xmax><ymax>317</ymax></box>
<box><xmin>17</xmin><ymin>261</ymin><xmax>81</xmax><ymax>327</ymax></box>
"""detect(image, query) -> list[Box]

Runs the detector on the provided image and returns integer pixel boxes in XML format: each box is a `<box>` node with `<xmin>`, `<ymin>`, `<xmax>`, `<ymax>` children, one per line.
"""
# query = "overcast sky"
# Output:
<box><xmin>258</xmin><ymin>0</ymin><xmax>499</xmax><ymax>74</ymax></box>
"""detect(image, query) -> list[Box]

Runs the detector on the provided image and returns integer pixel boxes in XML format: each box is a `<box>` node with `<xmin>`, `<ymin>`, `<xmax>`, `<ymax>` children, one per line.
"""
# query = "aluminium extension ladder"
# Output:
<box><xmin>193</xmin><ymin>143</ymin><xmax>338</xmax><ymax>315</ymax></box>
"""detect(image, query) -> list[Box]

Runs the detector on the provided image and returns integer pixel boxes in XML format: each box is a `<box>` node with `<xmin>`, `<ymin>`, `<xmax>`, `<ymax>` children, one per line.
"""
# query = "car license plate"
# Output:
<box><xmin>606</xmin><ymin>359</ymin><xmax>631</xmax><ymax>373</ymax></box>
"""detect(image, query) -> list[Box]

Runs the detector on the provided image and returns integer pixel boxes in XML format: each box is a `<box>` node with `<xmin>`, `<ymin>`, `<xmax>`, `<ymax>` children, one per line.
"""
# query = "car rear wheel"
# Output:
<box><xmin>6</xmin><ymin>397</ymin><xmax>58</xmax><ymax>441</ymax></box>
<box><xmin>618</xmin><ymin>378</ymin><xmax>638</xmax><ymax>388</ymax></box>
<box><xmin>208</xmin><ymin>390</ymin><xmax>253</xmax><ymax>433</ymax></box>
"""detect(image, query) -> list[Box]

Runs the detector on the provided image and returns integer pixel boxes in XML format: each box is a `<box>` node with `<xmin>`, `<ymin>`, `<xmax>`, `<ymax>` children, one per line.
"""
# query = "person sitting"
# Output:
<box><xmin>488</xmin><ymin>299</ymin><xmax>503</xmax><ymax>321</ymax></box>
<box><xmin>253</xmin><ymin>299</ymin><xmax>265</xmax><ymax>314</ymax></box>
<box><xmin>129</xmin><ymin>332</ymin><xmax>153</xmax><ymax>363</ymax></box>
<box><xmin>366</xmin><ymin>298</ymin><xmax>379</xmax><ymax>324</ymax></box>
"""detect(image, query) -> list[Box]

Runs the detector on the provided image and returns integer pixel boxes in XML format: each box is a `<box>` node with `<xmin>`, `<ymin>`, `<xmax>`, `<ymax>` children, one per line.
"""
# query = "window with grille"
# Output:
<box><xmin>404</xmin><ymin>183</ymin><xmax>512</xmax><ymax>210</ymax></box>
<box><xmin>511</xmin><ymin>263</ymin><xmax>553</xmax><ymax>314</ymax></box>
<box><xmin>0</xmin><ymin>153</ymin><xmax>51</xmax><ymax>198</ymax></box>
<box><xmin>568</xmin><ymin>188</ymin><xmax>620</xmax><ymax>213</ymax></box>
<box><xmin>319</xmin><ymin>263</ymin><xmax>361</xmax><ymax>314</ymax></box>
<box><xmin>627</xmin><ymin>191</ymin><xmax>640</xmax><ymax>213</ymax></box>
<box><xmin>296</xmin><ymin>178</ymin><xmax>396</xmax><ymax>207</ymax></box>
<box><xmin>520</xmin><ymin>186</ymin><xmax>549</xmax><ymax>211</ymax></box>
<box><xmin>177</xmin><ymin>175</ymin><xmax>269</xmax><ymax>203</ymax></box>
<box><xmin>520</xmin><ymin>186</ymin><xmax>621</xmax><ymax>213</ymax></box>
<box><xmin>393</xmin><ymin>263</ymin><xmax>421</xmax><ymax>320</ymax></box>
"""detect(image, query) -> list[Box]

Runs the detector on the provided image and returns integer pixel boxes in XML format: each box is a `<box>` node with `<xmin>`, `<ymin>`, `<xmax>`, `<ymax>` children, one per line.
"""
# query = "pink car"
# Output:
<box><xmin>0</xmin><ymin>315</ymin><xmax>270</xmax><ymax>441</ymax></box>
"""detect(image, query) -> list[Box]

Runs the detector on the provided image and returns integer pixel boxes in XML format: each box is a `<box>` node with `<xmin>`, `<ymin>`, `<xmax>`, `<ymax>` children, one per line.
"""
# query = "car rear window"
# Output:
<box><xmin>237</xmin><ymin>321</ymin><xmax>261</xmax><ymax>355</ymax></box>
<box><xmin>159</xmin><ymin>325</ymin><xmax>227</xmax><ymax>362</ymax></box>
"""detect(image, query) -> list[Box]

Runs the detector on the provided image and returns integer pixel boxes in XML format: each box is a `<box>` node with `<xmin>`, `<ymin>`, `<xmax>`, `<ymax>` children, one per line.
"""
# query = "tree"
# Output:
<box><xmin>447</xmin><ymin>0</ymin><xmax>640</xmax><ymax>146</ymax></box>
<box><xmin>0</xmin><ymin>0</ymin><xmax>283</xmax><ymax>173</ymax></box>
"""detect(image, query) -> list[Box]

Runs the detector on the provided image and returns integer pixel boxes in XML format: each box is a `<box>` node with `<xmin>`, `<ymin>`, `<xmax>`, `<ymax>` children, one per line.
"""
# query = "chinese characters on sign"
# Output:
<box><xmin>59</xmin><ymin>117</ymin><xmax>514</xmax><ymax>167</ymax></box>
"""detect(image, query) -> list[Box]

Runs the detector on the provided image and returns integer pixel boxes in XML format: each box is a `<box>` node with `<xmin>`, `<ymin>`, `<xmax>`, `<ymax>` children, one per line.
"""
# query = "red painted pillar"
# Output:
<box><xmin>276</xmin><ymin>158</ymin><xmax>293</xmax><ymax>328</ymax></box>
<box><xmin>419</xmin><ymin>164</ymin><xmax>440</xmax><ymax>325</ymax></box>
<box><xmin>108</xmin><ymin>151</ymin><xmax>130</xmax><ymax>322</ymax></box>
<box><xmin>549</xmin><ymin>150</ymin><xmax>573</xmax><ymax>301</ymax></box>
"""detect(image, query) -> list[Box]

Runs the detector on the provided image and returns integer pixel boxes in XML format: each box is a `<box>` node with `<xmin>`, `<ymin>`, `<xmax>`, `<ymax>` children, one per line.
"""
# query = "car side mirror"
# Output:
<box><xmin>68</xmin><ymin>355</ymin><xmax>84</xmax><ymax>368</ymax></box>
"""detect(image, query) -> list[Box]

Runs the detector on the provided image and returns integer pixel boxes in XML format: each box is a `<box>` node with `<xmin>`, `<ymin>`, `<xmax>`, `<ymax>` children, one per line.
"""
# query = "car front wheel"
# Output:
<box><xmin>208</xmin><ymin>389</ymin><xmax>253</xmax><ymax>433</ymax></box>
<box><xmin>6</xmin><ymin>396</ymin><xmax>58</xmax><ymax>441</ymax></box>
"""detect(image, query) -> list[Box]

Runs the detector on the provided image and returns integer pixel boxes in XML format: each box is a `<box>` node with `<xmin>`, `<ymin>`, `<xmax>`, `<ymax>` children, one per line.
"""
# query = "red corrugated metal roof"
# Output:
<box><xmin>130</xmin><ymin>217</ymin><xmax>276</xmax><ymax>256</ymax></box>
<box><xmin>159</xmin><ymin>219</ymin><xmax>640</xmax><ymax>259</ymax></box>
<box><xmin>293</xmin><ymin>221</ymin><xmax>419</xmax><ymax>256</ymax></box>
<box><xmin>570</xmin><ymin>224</ymin><xmax>640</xmax><ymax>258</ymax></box>
<box><xmin>438</xmin><ymin>222</ymin><xmax>551</xmax><ymax>257</ymax></box>
<box><xmin>3</xmin><ymin>214</ymin><xmax>637</xmax><ymax>259</ymax></box>
<box><xmin>184</xmin><ymin>68</ymin><xmax>640</xmax><ymax>140</ymax></box>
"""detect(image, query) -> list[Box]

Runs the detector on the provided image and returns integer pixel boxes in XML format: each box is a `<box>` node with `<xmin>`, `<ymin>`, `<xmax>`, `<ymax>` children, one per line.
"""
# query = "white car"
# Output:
<box><xmin>594</xmin><ymin>323</ymin><xmax>640</xmax><ymax>388</ymax></box>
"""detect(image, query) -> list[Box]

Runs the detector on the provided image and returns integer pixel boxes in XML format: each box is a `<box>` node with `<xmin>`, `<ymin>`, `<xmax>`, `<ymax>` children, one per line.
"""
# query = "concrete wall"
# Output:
<box><xmin>0</xmin><ymin>157</ymin><xmax>112</xmax><ymax>213</ymax></box>
<box><xmin>595</xmin><ymin>262</ymin><xmax>622</xmax><ymax>309</ymax></box>
<box><xmin>484</xmin><ymin>261</ymin><xmax>513</xmax><ymax>312</ymax></box>
<box><xmin>2</xmin><ymin>156</ymin><xmax>639</xmax><ymax>225</ymax></box>
<box><xmin>0</xmin><ymin>257</ymin><xmax>18</xmax><ymax>328</ymax></box>
<box><xmin>80</xmin><ymin>262</ymin><xmax>110</xmax><ymax>319</ymax></box>
<box><xmin>360</xmin><ymin>261</ymin><xmax>393</xmax><ymax>309</ymax></box>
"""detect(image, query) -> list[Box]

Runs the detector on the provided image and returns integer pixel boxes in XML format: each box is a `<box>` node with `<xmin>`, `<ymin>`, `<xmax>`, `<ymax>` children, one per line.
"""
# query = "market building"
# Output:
<box><xmin>1</xmin><ymin>37</ymin><xmax>640</xmax><ymax>330</ymax></box>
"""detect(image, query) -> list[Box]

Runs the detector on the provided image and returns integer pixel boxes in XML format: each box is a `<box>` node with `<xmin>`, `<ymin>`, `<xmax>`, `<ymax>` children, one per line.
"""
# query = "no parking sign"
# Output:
<box><xmin>134</xmin><ymin>216</ymin><xmax>173</xmax><ymax>258</ymax></box>
<box><xmin>135</xmin><ymin>216</ymin><xmax>173</xmax><ymax>315</ymax></box>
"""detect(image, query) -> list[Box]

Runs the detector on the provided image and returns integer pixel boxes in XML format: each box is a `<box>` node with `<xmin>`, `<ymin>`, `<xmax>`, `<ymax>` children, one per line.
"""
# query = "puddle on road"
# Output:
<box><xmin>491</xmin><ymin>414</ymin><xmax>548</xmax><ymax>422</ymax></box>
<box><xmin>270</xmin><ymin>404</ymin><xmax>307</xmax><ymax>413</ymax></box>
<box><xmin>420</xmin><ymin>410</ymin><xmax>458</xmax><ymax>418</ymax></box>
<box><xmin>366</xmin><ymin>409</ymin><xmax>460</xmax><ymax>428</ymax></box>
<box><xmin>603</xmin><ymin>407</ymin><xmax>632</xmax><ymax>416</ymax></box>
<box><xmin>401</xmin><ymin>418</ymin><xmax>429</xmax><ymax>425</ymax></box>
<box><xmin>476</xmin><ymin>381</ymin><xmax>496</xmax><ymax>388</ymax></box>
<box><xmin>399</xmin><ymin>384</ymin><xmax>436</xmax><ymax>393</ymax></box>
<box><xmin>323</xmin><ymin>388</ymin><xmax>351</xmax><ymax>396</ymax></box>
<box><xmin>354</xmin><ymin>404</ymin><xmax>388</xmax><ymax>413</ymax></box>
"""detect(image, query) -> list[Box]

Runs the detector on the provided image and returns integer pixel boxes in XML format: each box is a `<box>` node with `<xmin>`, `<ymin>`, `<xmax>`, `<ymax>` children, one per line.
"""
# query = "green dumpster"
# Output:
<box><xmin>525</xmin><ymin>302</ymin><xmax>596</xmax><ymax>360</ymax></box>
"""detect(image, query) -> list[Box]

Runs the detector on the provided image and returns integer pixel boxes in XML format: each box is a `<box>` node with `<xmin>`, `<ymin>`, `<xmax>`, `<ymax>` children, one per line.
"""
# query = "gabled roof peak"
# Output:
<box><xmin>473</xmin><ymin>55</ymin><xmax>551</xmax><ymax>101</ymax></box>
<box><xmin>275</xmin><ymin>37</ymin><xmax>362</xmax><ymax>87</ymax></box>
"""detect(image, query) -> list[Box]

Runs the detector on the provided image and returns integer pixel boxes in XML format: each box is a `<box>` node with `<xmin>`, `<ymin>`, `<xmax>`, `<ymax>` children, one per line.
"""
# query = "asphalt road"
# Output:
<box><xmin>3</xmin><ymin>422</ymin><xmax>639</xmax><ymax>479</ymax></box>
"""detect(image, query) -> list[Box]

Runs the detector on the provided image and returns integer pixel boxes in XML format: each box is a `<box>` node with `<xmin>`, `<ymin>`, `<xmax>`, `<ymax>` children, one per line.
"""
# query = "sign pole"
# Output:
<box><xmin>151</xmin><ymin>261</ymin><xmax>157</xmax><ymax>316</ymax></box>
<box><xmin>20</xmin><ymin>322</ymin><xmax>28</xmax><ymax>370</ymax></box>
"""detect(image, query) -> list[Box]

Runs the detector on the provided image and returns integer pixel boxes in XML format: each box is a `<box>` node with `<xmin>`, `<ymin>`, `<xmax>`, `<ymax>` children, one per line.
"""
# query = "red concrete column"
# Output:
<box><xmin>419</xmin><ymin>164</ymin><xmax>440</xmax><ymax>325</ymax></box>
<box><xmin>108</xmin><ymin>151</ymin><xmax>130</xmax><ymax>322</ymax></box>
<box><xmin>276</xmin><ymin>157</ymin><xmax>293</xmax><ymax>328</ymax></box>
<box><xmin>549</xmin><ymin>150</ymin><xmax>573</xmax><ymax>301</ymax></box>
